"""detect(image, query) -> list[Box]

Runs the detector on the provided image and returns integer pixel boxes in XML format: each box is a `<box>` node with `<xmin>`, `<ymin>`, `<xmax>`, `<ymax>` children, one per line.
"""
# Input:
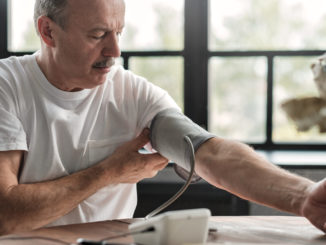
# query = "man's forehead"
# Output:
<box><xmin>66</xmin><ymin>0</ymin><xmax>125</xmax><ymax>28</ymax></box>
<box><xmin>67</xmin><ymin>0</ymin><xmax>125</xmax><ymax>16</ymax></box>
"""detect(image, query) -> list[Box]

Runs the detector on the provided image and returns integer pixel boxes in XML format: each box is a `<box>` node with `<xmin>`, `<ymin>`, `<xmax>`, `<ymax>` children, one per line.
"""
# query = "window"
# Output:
<box><xmin>8</xmin><ymin>0</ymin><xmax>40</xmax><ymax>52</ymax></box>
<box><xmin>208</xmin><ymin>57</ymin><xmax>267</xmax><ymax>143</ymax></box>
<box><xmin>208</xmin><ymin>0</ymin><xmax>326</xmax><ymax>149</ymax></box>
<box><xmin>273</xmin><ymin>56</ymin><xmax>326</xmax><ymax>143</ymax></box>
<box><xmin>121</xmin><ymin>0</ymin><xmax>184</xmax><ymax>109</ymax></box>
<box><xmin>2</xmin><ymin>0</ymin><xmax>326</xmax><ymax>151</ymax></box>
<box><xmin>121</xmin><ymin>0</ymin><xmax>184</xmax><ymax>51</ymax></box>
<box><xmin>209</xmin><ymin>0</ymin><xmax>326</xmax><ymax>51</ymax></box>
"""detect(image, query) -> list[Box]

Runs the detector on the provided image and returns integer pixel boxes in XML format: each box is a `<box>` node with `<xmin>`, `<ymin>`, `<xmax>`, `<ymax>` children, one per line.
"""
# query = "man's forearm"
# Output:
<box><xmin>0</xmin><ymin>160</ymin><xmax>110</xmax><ymax>235</ymax></box>
<box><xmin>195</xmin><ymin>137</ymin><xmax>314</xmax><ymax>215</ymax></box>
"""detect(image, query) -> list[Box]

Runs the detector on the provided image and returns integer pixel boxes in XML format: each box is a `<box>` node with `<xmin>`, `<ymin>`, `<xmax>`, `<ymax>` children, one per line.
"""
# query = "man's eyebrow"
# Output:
<box><xmin>88</xmin><ymin>26</ymin><xmax>125</xmax><ymax>33</ymax></box>
<box><xmin>88</xmin><ymin>27</ymin><xmax>108</xmax><ymax>33</ymax></box>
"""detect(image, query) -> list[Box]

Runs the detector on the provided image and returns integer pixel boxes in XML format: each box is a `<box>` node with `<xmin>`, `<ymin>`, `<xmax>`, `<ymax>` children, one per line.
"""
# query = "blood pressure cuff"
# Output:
<box><xmin>149</xmin><ymin>108</ymin><xmax>216</xmax><ymax>172</ymax></box>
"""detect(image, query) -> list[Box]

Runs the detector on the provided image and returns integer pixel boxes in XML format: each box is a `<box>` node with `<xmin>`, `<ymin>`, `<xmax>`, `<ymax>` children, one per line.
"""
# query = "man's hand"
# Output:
<box><xmin>103</xmin><ymin>128</ymin><xmax>169</xmax><ymax>184</ymax></box>
<box><xmin>301</xmin><ymin>178</ymin><xmax>326</xmax><ymax>232</ymax></box>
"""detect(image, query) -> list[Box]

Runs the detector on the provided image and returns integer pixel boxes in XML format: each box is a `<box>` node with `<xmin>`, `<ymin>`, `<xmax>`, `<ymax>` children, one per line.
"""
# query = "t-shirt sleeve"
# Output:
<box><xmin>132</xmin><ymin>74</ymin><xmax>181</xmax><ymax>131</ymax></box>
<box><xmin>0</xmin><ymin>63</ymin><xmax>28</xmax><ymax>151</ymax></box>
<box><xmin>0</xmin><ymin>106</ymin><xmax>27</xmax><ymax>151</ymax></box>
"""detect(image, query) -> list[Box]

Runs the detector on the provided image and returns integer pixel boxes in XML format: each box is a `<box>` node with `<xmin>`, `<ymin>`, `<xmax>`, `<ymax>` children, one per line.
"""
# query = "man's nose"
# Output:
<box><xmin>102</xmin><ymin>33</ymin><xmax>121</xmax><ymax>58</ymax></box>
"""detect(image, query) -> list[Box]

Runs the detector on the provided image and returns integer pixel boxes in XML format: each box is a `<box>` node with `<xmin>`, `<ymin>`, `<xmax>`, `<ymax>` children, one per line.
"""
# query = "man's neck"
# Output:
<box><xmin>35</xmin><ymin>51</ymin><xmax>84</xmax><ymax>92</ymax></box>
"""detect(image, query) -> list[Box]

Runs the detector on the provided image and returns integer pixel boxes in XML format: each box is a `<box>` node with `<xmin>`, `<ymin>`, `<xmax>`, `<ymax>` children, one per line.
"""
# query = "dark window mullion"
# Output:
<box><xmin>121</xmin><ymin>53</ymin><xmax>130</xmax><ymax>70</ymax></box>
<box><xmin>266</xmin><ymin>55</ymin><xmax>274</xmax><ymax>146</ymax></box>
<box><xmin>0</xmin><ymin>0</ymin><xmax>8</xmax><ymax>59</ymax></box>
<box><xmin>184</xmin><ymin>0</ymin><xmax>208</xmax><ymax>128</ymax></box>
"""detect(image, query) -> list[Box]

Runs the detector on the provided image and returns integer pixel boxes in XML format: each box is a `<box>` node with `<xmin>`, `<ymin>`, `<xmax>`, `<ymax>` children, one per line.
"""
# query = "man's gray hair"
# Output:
<box><xmin>34</xmin><ymin>0</ymin><xmax>68</xmax><ymax>33</ymax></box>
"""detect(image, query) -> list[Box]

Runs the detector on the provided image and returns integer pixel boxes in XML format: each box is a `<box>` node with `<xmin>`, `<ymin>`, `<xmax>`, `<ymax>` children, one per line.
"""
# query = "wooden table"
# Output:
<box><xmin>208</xmin><ymin>216</ymin><xmax>326</xmax><ymax>244</ymax></box>
<box><xmin>0</xmin><ymin>216</ymin><xmax>325</xmax><ymax>244</ymax></box>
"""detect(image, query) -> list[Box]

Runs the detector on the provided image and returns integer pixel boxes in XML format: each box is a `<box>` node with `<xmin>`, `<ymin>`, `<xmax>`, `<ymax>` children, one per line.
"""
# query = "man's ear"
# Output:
<box><xmin>37</xmin><ymin>16</ymin><xmax>56</xmax><ymax>47</ymax></box>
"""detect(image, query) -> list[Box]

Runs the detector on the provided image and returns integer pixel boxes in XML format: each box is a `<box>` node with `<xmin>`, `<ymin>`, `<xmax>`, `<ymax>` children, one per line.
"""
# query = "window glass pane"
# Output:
<box><xmin>208</xmin><ymin>57</ymin><xmax>267</xmax><ymax>142</ymax></box>
<box><xmin>209</xmin><ymin>0</ymin><xmax>326</xmax><ymax>51</ymax></box>
<box><xmin>115</xmin><ymin>57</ymin><xmax>124</xmax><ymax>67</ymax></box>
<box><xmin>273</xmin><ymin>56</ymin><xmax>326</xmax><ymax>142</ymax></box>
<box><xmin>121</xmin><ymin>0</ymin><xmax>184</xmax><ymax>51</ymax></box>
<box><xmin>8</xmin><ymin>0</ymin><xmax>40</xmax><ymax>52</ymax></box>
<box><xmin>129</xmin><ymin>57</ymin><xmax>184</xmax><ymax>110</ymax></box>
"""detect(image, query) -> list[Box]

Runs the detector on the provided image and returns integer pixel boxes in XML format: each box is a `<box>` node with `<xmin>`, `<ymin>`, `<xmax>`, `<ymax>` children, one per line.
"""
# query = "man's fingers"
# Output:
<box><xmin>140</xmin><ymin>153</ymin><xmax>169</xmax><ymax>173</ymax></box>
<box><xmin>154</xmin><ymin>159</ymin><xmax>169</xmax><ymax>171</ymax></box>
<box><xmin>144</xmin><ymin>152</ymin><xmax>168</xmax><ymax>164</ymax></box>
<box><xmin>130</xmin><ymin>128</ymin><xmax>151</xmax><ymax>150</ymax></box>
<box><xmin>141</xmin><ymin>153</ymin><xmax>169</xmax><ymax>179</ymax></box>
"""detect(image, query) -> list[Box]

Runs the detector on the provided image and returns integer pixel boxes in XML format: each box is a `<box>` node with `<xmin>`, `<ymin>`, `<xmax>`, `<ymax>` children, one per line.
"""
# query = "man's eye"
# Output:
<box><xmin>92</xmin><ymin>33</ymin><xmax>107</xmax><ymax>40</ymax></box>
<box><xmin>91</xmin><ymin>31</ymin><xmax>121</xmax><ymax>40</ymax></box>
<box><xmin>93</xmin><ymin>35</ymin><xmax>104</xmax><ymax>40</ymax></box>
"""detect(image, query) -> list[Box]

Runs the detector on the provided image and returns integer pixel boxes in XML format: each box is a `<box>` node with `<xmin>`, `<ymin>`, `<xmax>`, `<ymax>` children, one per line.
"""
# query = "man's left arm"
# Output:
<box><xmin>194</xmin><ymin>137</ymin><xmax>326</xmax><ymax>232</ymax></box>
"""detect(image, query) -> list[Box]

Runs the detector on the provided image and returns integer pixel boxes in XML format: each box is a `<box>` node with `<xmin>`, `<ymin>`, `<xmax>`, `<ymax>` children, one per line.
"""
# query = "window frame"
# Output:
<box><xmin>1</xmin><ymin>0</ymin><xmax>326</xmax><ymax>152</ymax></box>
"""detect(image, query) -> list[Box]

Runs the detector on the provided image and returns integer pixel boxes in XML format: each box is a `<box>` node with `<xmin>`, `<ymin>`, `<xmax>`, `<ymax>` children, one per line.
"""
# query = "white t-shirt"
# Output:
<box><xmin>0</xmin><ymin>53</ymin><xmax>179</xmax><ymax>226</ymax></box>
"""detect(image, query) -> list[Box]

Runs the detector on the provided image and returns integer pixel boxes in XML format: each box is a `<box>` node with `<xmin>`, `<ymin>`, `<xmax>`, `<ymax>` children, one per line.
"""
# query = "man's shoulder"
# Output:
<box><xmin>109</xmin><ymin>65</ymin><xmax>148</xmax><ymax>81</ymax></box>
<box><xmin>0</xmin><ymin>54</ymin><xmax>34</xmax><ymax>80</ymax></box>
<box><xmin>0</xmin><ymin>54</ymin><xmax>30</xmax><ymax>67</ymax></box>
<box><xmin>0</xmin><ymin>54</ymin><xmax>36</xmax><ymax>108</ymax></box>
<box><xmin>108</xmin><ymin>65</ymin><xmax>156</xmax><ymax>90</ymax></box>
<box><xmin>107</xmin><ymin>65</ymin><xmax>149</xmax><ymax>92</ymax></box>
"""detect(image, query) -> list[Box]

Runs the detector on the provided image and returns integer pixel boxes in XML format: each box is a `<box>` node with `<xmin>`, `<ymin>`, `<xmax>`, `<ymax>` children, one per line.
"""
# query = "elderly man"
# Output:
<box><xmin>0</xmin><ymin>0</ymin><xmax>325</xmax><ymax>235</ymax></box>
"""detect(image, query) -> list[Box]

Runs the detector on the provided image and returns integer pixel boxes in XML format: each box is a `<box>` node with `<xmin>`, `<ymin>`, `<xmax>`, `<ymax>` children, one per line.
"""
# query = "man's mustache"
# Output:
<box><xmin>93</xmin><ymin>58</ymin><xmax>115</xmax><ymax>68</ymax></box>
